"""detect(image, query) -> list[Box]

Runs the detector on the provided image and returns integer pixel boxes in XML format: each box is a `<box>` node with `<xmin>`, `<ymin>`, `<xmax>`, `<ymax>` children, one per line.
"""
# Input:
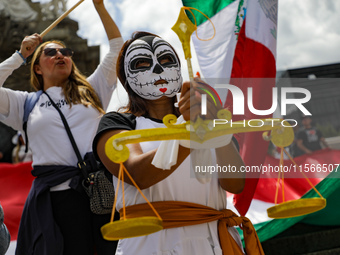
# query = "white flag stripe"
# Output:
<box><xmin>227</xmin><ymin>196</ymin><xmax>273</xmax><ymax>224</ymax></box>
<box><xmin>192</xmin><ymin>0</ymin><xmax>240</xmax><ymax>80</ymax></box>
<box><xmin>246</xmin><ymin>0</ymin><xmax>277</xmax><ymax>58</ymax></box>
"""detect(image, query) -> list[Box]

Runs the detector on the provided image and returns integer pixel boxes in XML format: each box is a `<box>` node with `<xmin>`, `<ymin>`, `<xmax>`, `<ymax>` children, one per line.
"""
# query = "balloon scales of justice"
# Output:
<box><xmin>101</xmin><ymin>7</ymin><xmax>326</xmax><ymax>240</ymax></box>
<box><xmin>265</xmin><ymin>144</ymin><xmax>326</xmax><ymax>218</ymax></box>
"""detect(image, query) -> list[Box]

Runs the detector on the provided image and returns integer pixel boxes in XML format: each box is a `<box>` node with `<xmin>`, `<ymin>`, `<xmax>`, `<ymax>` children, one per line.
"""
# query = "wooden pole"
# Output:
<box><xmin>40</xmin><ymin>0</ymin><xmax>85</xmax><ymax>37</ymax></box>
<box><xmin>26</xmin><ymin>0</ymin><xmax>85</xmax><ymax>50</ymax></box>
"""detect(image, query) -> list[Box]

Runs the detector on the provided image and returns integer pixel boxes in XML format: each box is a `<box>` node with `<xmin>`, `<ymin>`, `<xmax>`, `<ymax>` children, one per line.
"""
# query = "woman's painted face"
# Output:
<box><xmin>124</xmin><ymin>36</ymin><xmax>182</xmax><ymax>100</ymax></box>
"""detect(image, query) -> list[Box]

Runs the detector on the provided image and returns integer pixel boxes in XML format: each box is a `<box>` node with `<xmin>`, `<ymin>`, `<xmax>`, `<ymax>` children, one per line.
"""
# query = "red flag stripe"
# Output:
<box><xmin>224</xmin><ymin>17</ymin><xmax>277</xmax><ymax>216</ymax></box>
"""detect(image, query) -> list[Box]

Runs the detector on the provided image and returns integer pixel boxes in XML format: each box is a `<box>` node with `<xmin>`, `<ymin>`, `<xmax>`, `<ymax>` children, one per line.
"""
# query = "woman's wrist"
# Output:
<box><xmin>16</xmin><ymin>50</ymin><xmax>27</xmax><ymax>65</ymax></box>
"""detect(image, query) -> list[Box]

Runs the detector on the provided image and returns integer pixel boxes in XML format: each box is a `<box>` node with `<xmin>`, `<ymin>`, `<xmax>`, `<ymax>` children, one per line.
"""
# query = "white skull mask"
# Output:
<box><xmin>124</xmin><ymin>36</ymin><xmax>182</xmax><ymax>100</ymax></box>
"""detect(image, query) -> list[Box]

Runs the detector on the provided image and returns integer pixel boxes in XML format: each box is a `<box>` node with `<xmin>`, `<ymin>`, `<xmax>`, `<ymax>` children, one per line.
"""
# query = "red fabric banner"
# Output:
<box><xmin>0</xmin><ymin>162</ymin><xmax>34</xmax><ymax>240</ymax></box>
<box><xmin>254</xmin><ymin>149</ymin><xmax>340</xmax><ymax>204</ymax></box>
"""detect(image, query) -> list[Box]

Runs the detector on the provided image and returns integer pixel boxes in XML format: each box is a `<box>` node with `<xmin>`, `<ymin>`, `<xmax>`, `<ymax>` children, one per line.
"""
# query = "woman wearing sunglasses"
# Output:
<box><xmin>0</xmin><ymin>0</ymin><xmax>123</xmax><ymax>254</ymax></box>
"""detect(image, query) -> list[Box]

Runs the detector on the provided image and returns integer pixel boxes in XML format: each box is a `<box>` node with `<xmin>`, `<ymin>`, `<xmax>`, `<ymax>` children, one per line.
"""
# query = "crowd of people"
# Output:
<box><xmin>1</xmin><ymin>0</ymin><xmax>123</xmax><ymax>254</ymax></box>
<box><xmin>3</xmin><ymin>0</ymin><xmax>333</xmax><ymax>254</ymax></box>
<box><xmin>0</xmin><ymin>2</ymin><xmax>256</xmax><ymax>252</ymax></box>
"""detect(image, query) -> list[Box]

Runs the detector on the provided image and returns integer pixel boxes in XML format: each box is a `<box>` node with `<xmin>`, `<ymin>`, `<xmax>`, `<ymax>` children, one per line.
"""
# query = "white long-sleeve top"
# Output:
<box><xmin>0</xmin><ymin>37</ymin><xmax>123</xmax><ymax>168</ymax></box>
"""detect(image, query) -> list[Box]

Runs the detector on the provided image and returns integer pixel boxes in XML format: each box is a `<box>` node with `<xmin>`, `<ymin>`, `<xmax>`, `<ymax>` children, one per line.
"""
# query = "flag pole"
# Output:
<box><xmin>26</xmin><ymin>0</ymin><xmax>85</xmax><ymax>50</ymax></box>
<box><xmin>171</xmin><ymin>8</ymin><xmax>196</xmax><ymax>80</ymax></box>
<box><xmin>40</xmin><ymin>0</ymin><xmax>85</xmax><ymax>37</ymax></box>
<box><xmin>186</xmin><ymin>58</ymin><xmax>194</xmax><ymax>80</ymax></box>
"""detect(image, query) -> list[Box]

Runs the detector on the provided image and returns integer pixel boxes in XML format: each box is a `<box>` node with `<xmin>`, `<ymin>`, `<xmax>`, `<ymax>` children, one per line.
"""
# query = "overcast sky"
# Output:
<box><xmin>58</xmin><ymin>0</ymin><xmax>340</xmax><ymax>72</ymax></box>
<box><xmin>33</xmin><ymin>0</ymin><xmax>340</xmax><ymax>109</ymax></box>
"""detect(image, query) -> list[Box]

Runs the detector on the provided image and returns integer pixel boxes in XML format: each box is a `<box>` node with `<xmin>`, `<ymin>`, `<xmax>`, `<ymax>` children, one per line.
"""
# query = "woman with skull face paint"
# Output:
<box><xmin>0</xmin><ymin>0</ymin><xmax>123</xmax><ymax>254</ymax></box>
<box><xmin>93</xmin><ymin>32</ymin><xmax>253</xmax><ymax>255</ymax></box>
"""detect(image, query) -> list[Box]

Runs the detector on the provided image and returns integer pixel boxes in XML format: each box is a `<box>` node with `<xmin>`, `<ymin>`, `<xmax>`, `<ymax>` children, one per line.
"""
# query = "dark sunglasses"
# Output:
<box><xmin>43</xmin><ymin>48</ymin><xmax>74</xmax><ymax>57</ymax></box>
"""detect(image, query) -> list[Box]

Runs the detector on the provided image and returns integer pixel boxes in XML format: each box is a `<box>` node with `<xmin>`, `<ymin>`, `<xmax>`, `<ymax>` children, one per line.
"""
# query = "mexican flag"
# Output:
<box><xmin>182</xmin><ymin>0</ymin><xmax>278</xmax><ymax>216</ymax></box>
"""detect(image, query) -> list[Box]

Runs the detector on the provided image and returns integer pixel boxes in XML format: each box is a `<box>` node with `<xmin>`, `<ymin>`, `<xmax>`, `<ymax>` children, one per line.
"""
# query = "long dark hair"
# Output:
<box><xmin>117</xmin><ymin>31</ymin><xmax>180</xmax><ymax>117</ymax></box>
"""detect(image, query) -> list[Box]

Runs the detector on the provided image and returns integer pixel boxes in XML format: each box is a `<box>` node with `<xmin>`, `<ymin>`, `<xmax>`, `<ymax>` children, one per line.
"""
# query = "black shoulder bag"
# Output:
<box><xmin>43</xmin><ymin>91</ymin><xmax>114</xmax><ymax>215</ymax></box>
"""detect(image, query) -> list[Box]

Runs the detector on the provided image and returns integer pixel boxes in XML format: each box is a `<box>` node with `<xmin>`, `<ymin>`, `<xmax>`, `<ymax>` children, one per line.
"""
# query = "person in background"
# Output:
<box><xmin>272</xmin><ymin>120</ymin><xmax>299</xmax><ymax>159</ymax></box>
<box><xmin>295</xmin><ymin>115</ymin><xmax>329</xmax><ymax>156</ymax></box>
<box><xmin>12</xmin><ymin>132</ymin><xmax>32</xmax><ymax>163</ymax></box>
<box><xmin>0</xmin><ymin>0</ymin><xmax>123</xmax><ymax>254</ymax></box>
<box><xmin>92</xmin><ymin>31</ymin><xmax>262</xmax><ymax>255</ymax></box>
<box><xmin>0</xmin><ymin>203</ymin><xmax>10</xmax><ymax>255</ymax></box>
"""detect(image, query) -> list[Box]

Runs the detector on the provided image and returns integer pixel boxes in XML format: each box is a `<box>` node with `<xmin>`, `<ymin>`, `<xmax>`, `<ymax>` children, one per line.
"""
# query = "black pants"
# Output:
<box><xmin>50</xmin><ymin>189</ymin><xmax>118</xmax><ymax>255</ymax></box>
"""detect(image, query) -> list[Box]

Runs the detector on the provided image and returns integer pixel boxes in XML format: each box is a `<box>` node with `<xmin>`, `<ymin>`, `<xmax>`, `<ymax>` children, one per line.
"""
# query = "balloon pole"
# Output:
<box><xmin>171</xmin><ymin>8</ymin><xmax>196</xmax><ymax>80</ymax></box>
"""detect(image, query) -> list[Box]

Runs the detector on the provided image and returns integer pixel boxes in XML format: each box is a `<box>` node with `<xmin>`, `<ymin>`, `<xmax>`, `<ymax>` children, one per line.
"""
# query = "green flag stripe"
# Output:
<box><xmin>182</xmin><ymin>0</ymin><xmax>236</xmax><ymax>26</ymax></box>
<box><xmin>244</xmin><ymin>169</ymin><xmax>340</xmax><ymax>244</ymax></box>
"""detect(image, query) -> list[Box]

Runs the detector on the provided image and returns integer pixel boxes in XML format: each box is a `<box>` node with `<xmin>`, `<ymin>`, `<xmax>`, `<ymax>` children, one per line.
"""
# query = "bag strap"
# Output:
<box><xmin>23</xmin><ymin>90</ymin><xmax>43</xmax><ymax>152</ymax></box>
<box><xmin>43</xmin><ymin>91</ymin><xmax>88</xmax><ymax>179</ymax></box>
